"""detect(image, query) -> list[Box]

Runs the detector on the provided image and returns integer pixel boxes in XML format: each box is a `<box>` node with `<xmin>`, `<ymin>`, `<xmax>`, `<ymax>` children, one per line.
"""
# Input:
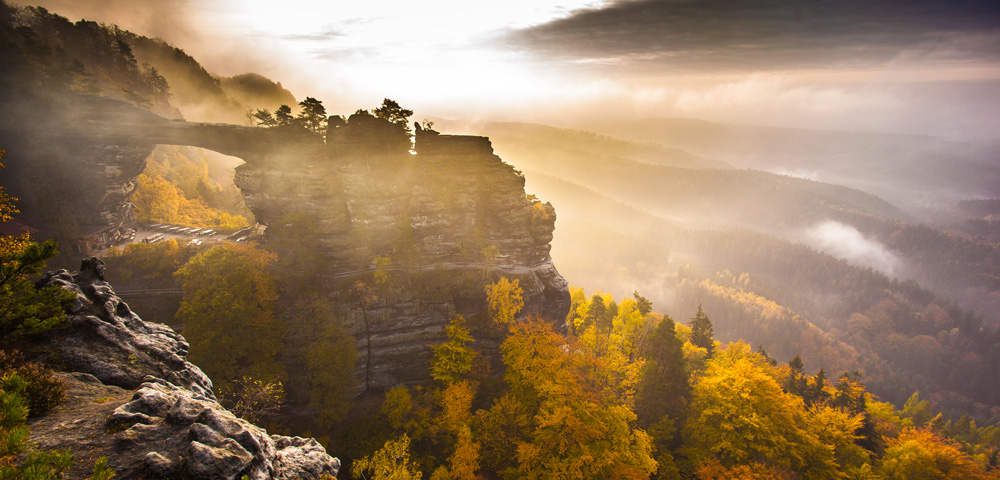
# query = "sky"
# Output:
<box><xmin>25</xmin><ymin>0</ymin><xmax>1000</xmax><ymax>139</ymax></box>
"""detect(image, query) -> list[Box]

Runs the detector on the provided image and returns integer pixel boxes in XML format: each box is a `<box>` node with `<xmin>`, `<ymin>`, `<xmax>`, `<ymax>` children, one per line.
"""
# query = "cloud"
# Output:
<box><xmin>508</xmin><ymin>0</ymin><xmax>1000</xmax><ymax>72</ymax></box>
<box><xmin>801</xmin><ymin>221</ymin><xmax>901</xmax><ymax>275</ymax></box>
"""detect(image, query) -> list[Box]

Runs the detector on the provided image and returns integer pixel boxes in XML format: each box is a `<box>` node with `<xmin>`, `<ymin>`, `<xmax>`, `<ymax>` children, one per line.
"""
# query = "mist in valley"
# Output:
<box><xmin>3</xmin><ymin>1</ymin><xmax>1000</xmax><ymax>477</ymax></box>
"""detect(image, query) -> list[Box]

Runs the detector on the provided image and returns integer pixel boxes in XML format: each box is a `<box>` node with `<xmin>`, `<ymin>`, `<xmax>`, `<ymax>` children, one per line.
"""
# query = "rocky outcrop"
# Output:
<box><xmin>27</xmin><ymin>259</ymin><xmax>340</xmax><ymax>480</ymax></box>
<box><xmin>35</xmin><ymin>258</ymin><xmax>214</xmax><ymax>400</ymax></box>
<box><xmin>235</xmin><ymin>119</ymin><xmax>570</xmax><ymax>388</ymax></box>
<box><xmin>11</xmin><ymin>97</ymin><xmax>571</xmax><ymax>390</ymax></box>
<box><xmin>105</xmin><ymin>377</ymin><xmax>338</xmax><ymax>480</ymax></box>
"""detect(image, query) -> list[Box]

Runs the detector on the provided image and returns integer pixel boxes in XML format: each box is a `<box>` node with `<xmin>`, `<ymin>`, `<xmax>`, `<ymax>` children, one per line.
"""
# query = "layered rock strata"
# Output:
<box><xmin>234</xmin><ymin>121</ymin><xmax>570</xmax><ymax>388</ymax></box>
<box><xmin>28</xmin><ymin>259</ymin><xmax>340</xmax><ymax>480</ymax></box>
<box><xmin>14</xmin><ymin>97</ymin><xmax>571</xmax><ymax>389</ymax></box>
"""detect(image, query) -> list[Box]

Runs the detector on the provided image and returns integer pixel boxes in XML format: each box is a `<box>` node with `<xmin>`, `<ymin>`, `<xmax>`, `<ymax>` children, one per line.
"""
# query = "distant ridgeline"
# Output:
<box><xmin>3</xmin><ymin>93</ymin><xmax>571</xmax><ymax>389</ymax></box>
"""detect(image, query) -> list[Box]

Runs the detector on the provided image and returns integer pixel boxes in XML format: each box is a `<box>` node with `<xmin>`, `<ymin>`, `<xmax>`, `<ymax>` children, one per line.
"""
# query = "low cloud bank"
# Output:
<box><xmin>802</xmin><ymin>221</ymin><xmax>900</xmax><ymax>276</ymax></box>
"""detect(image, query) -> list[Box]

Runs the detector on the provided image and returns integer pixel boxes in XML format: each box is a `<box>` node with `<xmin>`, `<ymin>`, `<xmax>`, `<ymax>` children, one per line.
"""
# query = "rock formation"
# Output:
<box><xmin>27</xmin><ymin>258</ymin><xmax>340</xmax><ymax>480</ymax></box>
<box><xmin>5</xmin><ymin>95</ymin><xmax>571</xmax><ymax>390</ymax></box>
<box><xmin>234</xmin><ymin>116</ymin><xmax>570</xmax><ymax>388</ymax></box>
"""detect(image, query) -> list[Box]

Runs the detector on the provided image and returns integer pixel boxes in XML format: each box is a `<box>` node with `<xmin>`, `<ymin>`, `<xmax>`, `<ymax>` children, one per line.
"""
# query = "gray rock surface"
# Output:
<box><xmin>36</xmin><ymin>258</ymin><xmax>214</xmax><ymax>400</ymax></box>
<box><xmin>26</xmin><ymin>260</ymin><xmax>340</xmax><ymax>479</ymax></box>
<box><xmin>106</xmin><ymin>378</ymin><xmax>339</xmax><ymax>480</ymax></box>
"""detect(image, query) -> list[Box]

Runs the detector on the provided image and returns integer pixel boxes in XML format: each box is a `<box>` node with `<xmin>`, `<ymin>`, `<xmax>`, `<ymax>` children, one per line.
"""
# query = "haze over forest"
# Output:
<box><xmin>2</xmin><ymin>1</ymin><xmax>1000</xmax><ymax>479</ymax></box>
<box><xmin>28</xmin><ymin>0</ymin><xmax>1000</xmax><ymax>140</ymax></box>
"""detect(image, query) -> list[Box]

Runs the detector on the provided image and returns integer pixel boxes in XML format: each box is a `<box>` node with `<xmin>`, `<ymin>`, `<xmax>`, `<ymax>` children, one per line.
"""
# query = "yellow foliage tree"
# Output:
<box><xmin>681</xmin><ymin>343</ymin><xmax>841</xmax><ymax>480</ymax></box>
<box><xmin>104</xmin><ymin>238</ymin><xmax>196</xmax><ymax>283</ymax></box>
<box><xmin>131</xmin><ymin>173</ymin><xmax>247</xmax><ymax>231</ymax></box>
<box><xmin>440</xmin><ymin>381</ymin><xmax>476</xmax><ymax>433</ymax></box>
<box><xmin>448</xmin><ymin>426</ymin><xmax>481</xmax><ymax>480</ymax></box>
<box><xmin>174</xmin><ymin>243</ymin><xmax>284</xmax><ymax>388</ymax></box>
<box><xmin>502</xmin><ymin>319</ymin><xmax>656</xmax><ymax>480</ymax></box>
<box><xmin>485</xmin><ymin>277</ymin><xmax>523</xmax><ymax>328</ymax></box>
<box><xmin>430</xmin><ymin>315</ymin><xmax>477</xmax><ymax>384</ymax></box>
<box><xmin>878</xmin><ymin>428</ymin><xmax>989</xmax><ymax>480</ymax></box>
<box><xmin>352</xmin><ymin>433</ymin><xmax>423</xmax><ymax>480</ymax></box>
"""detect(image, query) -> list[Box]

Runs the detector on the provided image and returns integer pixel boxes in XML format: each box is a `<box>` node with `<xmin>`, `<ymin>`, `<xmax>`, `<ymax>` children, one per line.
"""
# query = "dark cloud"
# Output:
<box><xmin>510</xmin><ymin>0</ymin><xmax>1000</xmax><ymax>71</ymax></box>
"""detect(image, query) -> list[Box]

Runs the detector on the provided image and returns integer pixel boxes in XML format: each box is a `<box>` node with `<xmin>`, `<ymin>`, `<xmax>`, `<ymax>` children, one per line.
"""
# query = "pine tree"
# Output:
<box><xmin>588</xmin><ymin>294</ymin><xmax>609</xmax><ymax>332</ymax></box>
<box><xmin>633</xmin><ymin>290</ymin><xmax>653</xmax><ymax>316</ymax></box>
<box><xmin>636</xmin><ymin>316</ymin><xmax>691</xmax><ymax>453</ymax></box>
<box><xmin>688</xmin><ymin>305</ymin><xmax>715</xmax><ymax>357</ymax></box>
<box><xmin>296</xmin><ymin>97</ymin><xmax>327</xmax><ymax>133</ymax></box>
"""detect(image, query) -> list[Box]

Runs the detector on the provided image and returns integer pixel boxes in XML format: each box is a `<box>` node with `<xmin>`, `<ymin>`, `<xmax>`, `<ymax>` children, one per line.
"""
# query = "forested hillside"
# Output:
<box><xmin>583</xmin><ymin>117</ymin><xmax>1000</xmax><ymax>215</ymax></box>
<box><xmin>2</xmin><ymin>1</ymin><xmax>1000</xmax><ymax>479</ymax></box>
<box><xmin>434</xmin><ymin>121</ymin><xmax>1000</xmax><ymax>418</ymax></box>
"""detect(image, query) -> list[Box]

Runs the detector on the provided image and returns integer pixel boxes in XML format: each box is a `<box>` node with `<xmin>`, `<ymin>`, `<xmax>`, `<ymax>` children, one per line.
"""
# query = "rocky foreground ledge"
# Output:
<box><xmin>25</xmin><ymin>258</ymin><xmax>340</xmax><ymax>480</ymax></box>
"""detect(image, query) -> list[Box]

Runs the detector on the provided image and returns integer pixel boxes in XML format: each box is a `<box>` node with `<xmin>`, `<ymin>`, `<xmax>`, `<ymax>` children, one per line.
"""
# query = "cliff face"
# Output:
<box><xmin>234</xmin><ymin>119</ymin><xmax>570</xmax><ymax>388</ymax></box>
<box><xmin>6</xmin><ymin>97</ymin><xmax>571</xmax><ymax>390</ymax></box>
<box><xmin>28</xmin><ymin>259</ymin><xmax>340</xmax><ymax>480</ymax></box>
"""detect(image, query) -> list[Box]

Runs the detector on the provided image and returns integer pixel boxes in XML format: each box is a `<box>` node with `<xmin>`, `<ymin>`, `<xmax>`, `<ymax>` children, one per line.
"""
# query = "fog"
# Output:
<box><xmin>24</xmin><ymin>0</ymin><xmax>1000</xmax><ymax>140</ymax></box>
<box><xmin>5</xmin><ymin>0</ymin><xmax>1000</xmax><ymax>423</ymax></box>
<box><xmin>801</xmin><ymin>221</ymin><xmax>901</xmax><ymax>276</ymax></box>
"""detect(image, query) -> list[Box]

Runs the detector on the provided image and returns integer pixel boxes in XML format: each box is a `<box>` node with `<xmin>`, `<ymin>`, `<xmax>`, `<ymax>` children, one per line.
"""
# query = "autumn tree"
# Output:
<box><xmin>566</xmin><ymin>287</ymin><xmax>589</xmax><ymax>334</ymax></box>
<box><xmin>877</xmin><ymin>428</ymin><xmax>987</xmax><ymax>480</ymax></box>
<box><xmin>485</xmin><ymin>277</ymin><xmax>523</xmax><ymax>329</ymax></box>
<box><xmin>481</xmin><ymin>245</ymin><xmax>498</xmax><ymax>279</ymax></box>
<box><xmin>0</xmin><ymin>154</ymin><xmax>74</xmax><ymax>340</ymax></box>
<box><xmin>430</xmin><ymin>314</ymin><xmax>477</xmax><ymax>384</ymax></box>
<box><xmin>104</xmin><ymin>238</ymin><xmax>197</xmax><ymax>284</ymax></box>
<box><xmin>438</xmin><ymin>381</ymin><xmax>481</xmax><ymax>480</ymax></box>
<box><xmin>352</xmin><ymin>433</ymin><xmax>423</xmax><ymax>480</ymax></box>
<box><xmin>220</xmin><ymin>376</ymin><xmax>284</xmax><ymax>424</ymax></box>
<box><xmin>174</xmin><ymin>243</ymin><xmax>284</xmax><ymax>388</ymax></box>
<box><xmin>688</xmin><ymin>305</ymin><xmax>715</xmax><ymax>357</ymax></box>
<box><xmin>131</xmin><ymin>173</ymin><xmax>181</xmax><ymax>224</ymax></box>
<box><xmin>502</xmin><ymin>318</ymin><xmax>656</xmax><ymax>480</ymax></box>
<box><xmin>305</xmin><ymin>320</ymin><xmax>357</xmax><ymax>428</ymax></box>
<box><xmin>280</xmin><ymin>294</ymin><xmax>358</xmax><ymax>428</ymax></box>
<box><xmin>130</xmin><ymin>173</ymin><xmax>247</xmax><ymax>231</ymax></box>
<box><xmin>681</xmin><ymin>343</ymin><xmax>842</xmax><ymax>479</ymax></box>
<box><xmin>448</xmin><ymin>426</ymin><xmax>481</xmax><ymax>480</ymax></box>
<box><xmin>474</xmin><ymin>395</ymin><xmax>532</xmax><ymax>477</ymax></box>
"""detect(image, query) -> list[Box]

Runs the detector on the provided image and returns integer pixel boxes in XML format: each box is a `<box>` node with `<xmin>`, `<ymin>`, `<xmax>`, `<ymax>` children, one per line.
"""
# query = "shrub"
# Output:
<box><xmin>0</xmin><ymin>350</ymin><xmax>66</xmax><ymax>416</ymax></box>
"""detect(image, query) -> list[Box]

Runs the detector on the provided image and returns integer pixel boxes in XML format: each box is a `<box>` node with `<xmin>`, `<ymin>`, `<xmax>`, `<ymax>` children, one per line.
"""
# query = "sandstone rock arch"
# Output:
<box><xmin>4</xmin><ymin>95</ymin><xmax>570</xmax><ymax>390</ymax></box>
